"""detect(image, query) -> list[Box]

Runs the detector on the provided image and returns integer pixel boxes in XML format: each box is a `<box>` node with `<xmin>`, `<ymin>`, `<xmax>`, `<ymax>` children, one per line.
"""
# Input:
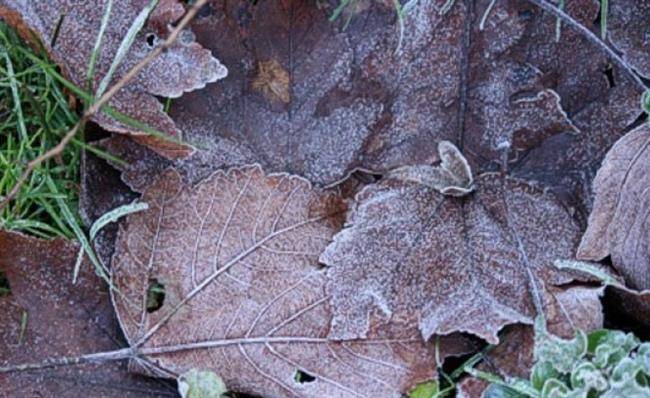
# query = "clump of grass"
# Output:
<box><xmin>0</xmin><ymin>21</ymin><xmax>85</xmax><ymax>239</ymax></box>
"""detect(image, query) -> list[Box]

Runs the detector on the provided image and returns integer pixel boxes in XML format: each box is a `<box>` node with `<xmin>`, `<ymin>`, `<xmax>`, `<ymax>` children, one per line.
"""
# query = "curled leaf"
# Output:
<box><xmin>388</xmin><ymin>141</ymin><xmax>474</xmax><ymax>197</ymax></box>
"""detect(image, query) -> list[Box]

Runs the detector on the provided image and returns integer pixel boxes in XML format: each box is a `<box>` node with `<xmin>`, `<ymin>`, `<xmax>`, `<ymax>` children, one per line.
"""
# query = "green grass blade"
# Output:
<box><xmin>73</xmin><ymin>201</ymin><xmax>148</xmax><ymax>285</ymax></box>
<box><xmin>555</xmin><ymin>0</ymin><xmax>565</xmax><ymax>42</ymax></box>
<box><xmin>95</xmin><ymin>0</ymin><xmax>159</xmax><ymax>98</ymax></box>
<box><xmin>0</xmin><ymin>49</ymin><xmax>28</xmax><ymax>142</ymax></box>
<box><xmin>600</xmin><ymin>0</ymin><xmax>608</xmax><ymax>40</ymax></box>
<box><xmin>86</xmin><ymin>0</ymin><xmax>114</xmax><ymax>93</ymax></box>
<box><xmin>329</xmin><ymin>0</ymin><xmax>352</xmax><ymax>22</ymax></box>
<box><xmin>44</xmin><ymin>175</ymin><xmax>103</xmax><ymax>283</ymax></box>
<box><xmin>19</xmin><ymin>48</ymin><xmax>190</xmax><ymax>148</ymax></box>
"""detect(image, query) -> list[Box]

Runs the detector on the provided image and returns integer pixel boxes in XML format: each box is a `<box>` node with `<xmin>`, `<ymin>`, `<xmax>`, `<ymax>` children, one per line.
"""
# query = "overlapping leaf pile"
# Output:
<box><xmin>0</xmin><ymin>0</ymin><xmax>228</xmax><ymax>158</ymax></box>
<box><xmin>1</xmin><ymin>0</ymin><xmax>650</xmax><ymax>397</ymax></box>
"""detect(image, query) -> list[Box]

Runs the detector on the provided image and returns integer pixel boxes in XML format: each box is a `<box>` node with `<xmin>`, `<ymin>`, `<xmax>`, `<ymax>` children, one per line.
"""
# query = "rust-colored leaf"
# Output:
<box><xmin>321</xmin><ymin>171</ymin><xmax>585</xmax><ymax>344</ymax></box>
<box><xmin>577</xmin><ymin>124</ymin><xmax>650</xmax><ymax>290</ymax></box>
<box><xmin>0</xmin><ymin>0</ymin><xmax>227</xmax><ymax>159</ymax></box>
<box><xmin>0</xmin><ymin>231</ymin><xmax>177</xmax><ymax>397</ymax></box>
<box><xmin>110</xmin><ymin>165</ymin><xmax>474</xmax><ymax>398</ymax></box>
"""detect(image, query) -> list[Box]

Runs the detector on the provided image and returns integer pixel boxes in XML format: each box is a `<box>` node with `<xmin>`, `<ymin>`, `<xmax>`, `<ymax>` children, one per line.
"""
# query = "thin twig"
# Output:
<box><xmin>0</xmin><ymin>0</ymin><xmax>208</xmax><ymax>211</ymax></box>
<box><xmin>525</xmin><ymin>0</ymin><xmax>647</xmax><ymax>91</ymax></box>
<box><xmin>0</xmin><ymin>336</ymin><xmax>413</xmax><ymax>374</ymax></box>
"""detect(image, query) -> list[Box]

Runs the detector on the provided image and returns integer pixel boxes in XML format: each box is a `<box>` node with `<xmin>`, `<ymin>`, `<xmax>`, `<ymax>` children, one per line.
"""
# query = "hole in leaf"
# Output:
<box><xmin>603</xmin><ymin>64</ymin><xmax>615</xmax><ymax>88</ymax></box>
<box><xmin>146</xmin><ymin>33</ymin><xmax>156</xmax><ymax>47</ymax></box>
<box><xmin>0</xmin><ymin>270</ymin><xmax>10</xmax><ymax>296</ymax></box>
<box><xmin>146</xmin><ymin>279</ymin><xmax>165</xmax><ymax>312</ymax></box>
<box><xmin>294</xmin><ymin>369</ymin><xmax>316</xmax><ymax>384</ymax></box>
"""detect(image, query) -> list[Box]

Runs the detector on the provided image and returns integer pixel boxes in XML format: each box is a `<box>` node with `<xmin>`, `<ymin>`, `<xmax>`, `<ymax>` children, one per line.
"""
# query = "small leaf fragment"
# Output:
<box><xmin>178</xmin><ymin>369</ymin><xmax>227</xmax><ymax>398</ymax></box>
<box><xmin>408</xmin><ymin>380</ymin><xmax>439</xmax><ymax>398</ymax></box>
<box><xmin>388</xmin><ymin>140</ymin><xmax>474</xmax><ymax>197</ymax></box>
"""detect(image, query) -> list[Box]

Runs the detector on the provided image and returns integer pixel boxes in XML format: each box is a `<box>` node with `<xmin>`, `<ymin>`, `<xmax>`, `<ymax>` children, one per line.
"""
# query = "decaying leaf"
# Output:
<box><xmin>496</xmin><ymin>0</ymin><xmax>642</xmax><ymax>215</ymax></box>
<box><xmin>321</xmin><ymin>172</ymin><xmax>584</xmax><ymax>344</ymax></box>
<box><xmin>0</xmin><ymin>0</ymin><xmax>227</xmax><ymax>159</ymax></box>
<box><xmin>110</xmin><ymin>165</ymin><xmax>474</xmax><ymax>398</ymax></box>
<box><xmin>94</xmin><ymin>0</ymin><xmax>609</xmax><ymax>194</ymax></box>
<box><xmin>0</xmin><ymin>231</ymin><xmax>177</xmax><ymax>397</ymax></box>
<box><xmin>577</xmin><ymin>124</ymin><xmax>650</xmax><ymax>290</ymax></box>
<box><xmin>388</xmin><ymin>141</ymin><xmax>474</xmax><ymax>197</ymax></box>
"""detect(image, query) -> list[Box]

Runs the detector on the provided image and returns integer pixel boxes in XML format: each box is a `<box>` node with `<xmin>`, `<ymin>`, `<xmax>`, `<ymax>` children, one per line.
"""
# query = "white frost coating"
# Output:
<box><xmin>322</xmin><ymin>173</ymin><xmax>583</xmax><ymax>344</ymax></box>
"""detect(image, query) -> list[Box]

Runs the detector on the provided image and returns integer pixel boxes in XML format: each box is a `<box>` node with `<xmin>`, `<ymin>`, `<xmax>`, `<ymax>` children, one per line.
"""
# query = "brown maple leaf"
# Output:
<box><xmin>0</xmin><ymin>231</ymin><xmax>178</xmax><ymax>398</ymax></box>
<box><xmin>108</xmin><ymin>165</ymin><xmax>475</xmax><ymax>398</ymax></box>
<box><xmin>321</xmin><ymin>170</ymin><xmax>586</xmax><ymax>344</ymax></box>
<box><xmin>0</xmin><ymin>0</ymin><xmax>227</xmax><ymax>159</ymax></box>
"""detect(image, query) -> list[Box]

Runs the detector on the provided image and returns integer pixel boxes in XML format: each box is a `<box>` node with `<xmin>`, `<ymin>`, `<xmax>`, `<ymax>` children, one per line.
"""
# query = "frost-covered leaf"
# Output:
<box><xmin>98</xmin><ymin>0</ymin><xmax>605</xmax><ymax>194</ymax></box>
<box><xmin>554</xmin><ymin>259</ymin><xmax>650</xmax><ymax>330</ymax></box>
<box><xmin>0</xmin><ymin>231</ymin><xmax>177</xmax><ymax>397</ymax></box>
<box><xmin>321</xmin><ymin>171</ymin><xmax>587</xmax><ymax>344</ymax></box>
<box><xmin>569</xmin><ymin>362</ymin><xmax>607</xmax><ymax>392</ymax></box>
<box><xmin>0</xmin><ymin>0</ymin><xmax>227</xmax><ymax>159</ymax></box>
<box><xmin>578</xmin><ymin>124</ymin><xmax>650</xmax><ymax>291</ymax></box>
<box><xmin>110</xmin><ymin>165</ymin><xmax>473</xmax><ymax>398</ymax></box>
<box><xmin>591</xmin><ymin>331</ymin><xmax>639</xmax><ymax>370</ymax></box>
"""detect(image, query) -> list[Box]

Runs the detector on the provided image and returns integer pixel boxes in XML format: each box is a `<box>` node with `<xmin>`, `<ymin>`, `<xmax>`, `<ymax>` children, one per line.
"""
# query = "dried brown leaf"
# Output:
<box><xmin>0</xmin><ymin>0</ymin><xmax>227</xmax><ymax>159</ymax></box>
<box><xmin>491</xmin><ymin>0</ymin><xmax>642</xmax><ymax>214</ymax></box>
<box><xmin>110</xmin><ymin>165</ymin><xmax>474</xmax><ymax>398</ymax></box>
<box><xmin>577</xmin><ymin>124</ymin><xmax>650</xmax><ymax>290</ymax></box>
<box><xmin>321</xmin><ymin>172</ymin><xmax>584</xmax><ymax>344</ymax></box>
<box><xmin>98</xmin><ymin>0</ymin><xmax>604</xmax><ymax>194</ymax></box>
<box><xmin>0</xmin><ymin>231</ymin><xmax>177</xmax><ymax>398</ymax></box>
